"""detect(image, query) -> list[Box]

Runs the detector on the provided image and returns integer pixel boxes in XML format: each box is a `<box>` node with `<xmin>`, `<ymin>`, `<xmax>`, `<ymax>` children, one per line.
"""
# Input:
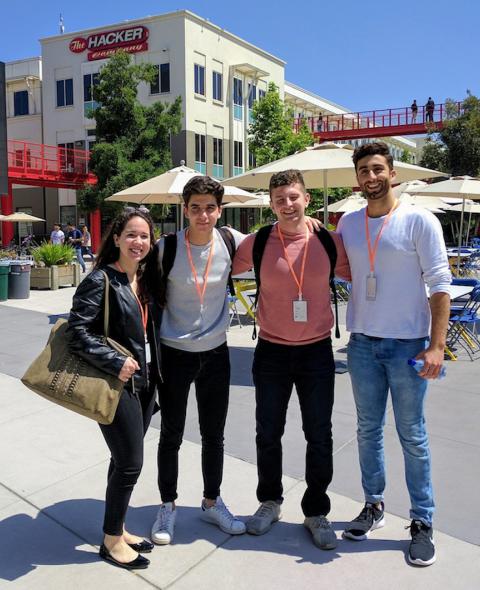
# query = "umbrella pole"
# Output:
<box><xmin>323</xmin><ymin>171</ymin><xmax>328</xmax><ymax>226</ymax></box>
<box><xmin>457</xmin><ymin>199</ymin><xmax>466</xmax><ymax>271</ymax></box>
<box><xmin>465</xmin><ymin>209</ymin><xmax>473</xmax><ymax>246</ymax></box>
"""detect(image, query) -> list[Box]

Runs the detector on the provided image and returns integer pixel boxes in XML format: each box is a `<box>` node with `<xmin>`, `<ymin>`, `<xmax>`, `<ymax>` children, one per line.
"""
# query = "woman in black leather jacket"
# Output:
<box><xmin>67</xmin><ymin>209</ymin><xmax>161</xmax><ymax>570</ymax></box>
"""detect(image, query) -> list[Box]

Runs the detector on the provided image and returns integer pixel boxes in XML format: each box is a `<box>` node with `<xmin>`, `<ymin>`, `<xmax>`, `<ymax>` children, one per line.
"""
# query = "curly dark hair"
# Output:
<box><xmin>182</xmin><ymin>175</ymin><xmax>224</xmax><ymax>206</ymax></box>
<box><xmin>269</xmin><ymin>169</ymin><xmax>306</xmax><ymax>195</ymax></box>
<box><xmin>352</xmin><ymin>142</ymin><xmax>394</xmax><ymax>171</ymax></box>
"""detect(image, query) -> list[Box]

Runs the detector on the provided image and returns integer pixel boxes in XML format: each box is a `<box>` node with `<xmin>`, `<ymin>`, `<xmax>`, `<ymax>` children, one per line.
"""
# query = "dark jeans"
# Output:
<box><xmin>157</xmin><ymin>342</ymin><xmax>230</xmax><ymax>502</ymax></box>
<box><xmin>253</xmin><ymin>337</ymin><xmax>335</xmax><ymax>517</ymax></box>
<box><xmin>99</xmin><ymin>386</ymin><xmax>156</xmax><ymax>536</ymax></box>
<box><xmin>81</xmin><ymin>246</ymin><xmax>95</xmax><ymax>262</ymax></box>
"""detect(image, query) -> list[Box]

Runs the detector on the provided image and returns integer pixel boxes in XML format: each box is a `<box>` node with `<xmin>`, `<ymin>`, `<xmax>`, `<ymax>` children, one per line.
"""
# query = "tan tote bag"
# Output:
<box><xmin>21</xmin><ymin>270</ymin><xmax>133</xmax><ymax>424</ymax></box>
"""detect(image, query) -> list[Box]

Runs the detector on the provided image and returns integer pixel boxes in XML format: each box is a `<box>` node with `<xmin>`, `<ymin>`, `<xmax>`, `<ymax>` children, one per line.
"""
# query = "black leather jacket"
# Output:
<box><xmin>66</xmin><ymin>265</ymin><xmax>162</xmax><ymax>393</ymax></box>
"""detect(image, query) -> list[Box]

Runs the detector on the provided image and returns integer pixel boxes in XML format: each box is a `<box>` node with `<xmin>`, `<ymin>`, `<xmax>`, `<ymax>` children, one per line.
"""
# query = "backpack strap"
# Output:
<box><xmin>158</xmin><ymin>233</ymin><xmax>177</xmax><ymax>307</ymax></box>
<box><xmin>217</xmin><ymin>227</ymin><xmax>237</xmax><ymax>296</ymax></box>
<box><xmin>251</xmin><ymin>224</ymin><xmax>274</xmax><ymax>339</ymax></box>
<box><xmin>314</xmin><ymin>228</ymin><xmax>340</xmax><ymax>339</ymax></box>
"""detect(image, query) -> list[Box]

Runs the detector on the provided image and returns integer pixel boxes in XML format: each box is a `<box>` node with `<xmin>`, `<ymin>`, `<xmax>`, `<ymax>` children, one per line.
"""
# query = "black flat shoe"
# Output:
<box><xmin>99</xmin><ymin>544</ymin><xmax>150</xmax><ymax>570</ymax></box>
<box><xmin>127</xmin><ymin>539</ymin><xmax>154</xmax><ymax>553</ymax></box>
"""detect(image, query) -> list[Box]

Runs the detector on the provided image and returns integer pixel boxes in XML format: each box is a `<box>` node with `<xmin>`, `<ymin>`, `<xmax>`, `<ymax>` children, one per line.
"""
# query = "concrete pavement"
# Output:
<box><xmin>0</xmin><ymin>284</ymin><xmax>479</xmax><ymax>589</ymax></box>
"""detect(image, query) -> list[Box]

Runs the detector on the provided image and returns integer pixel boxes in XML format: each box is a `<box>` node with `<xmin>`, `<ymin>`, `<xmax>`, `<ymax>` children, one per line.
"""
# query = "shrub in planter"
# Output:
<box><xmin>32</xmin><ymin>242</ymin><xmax>76</xmax><ymax>267</ymax></box>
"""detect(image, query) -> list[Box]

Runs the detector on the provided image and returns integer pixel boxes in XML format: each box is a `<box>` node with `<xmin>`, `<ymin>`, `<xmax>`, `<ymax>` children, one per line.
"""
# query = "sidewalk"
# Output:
<box><xmin>0</xmin><ymin>286</ymin><xmax>479</xmax><ymax>589</ymax></box>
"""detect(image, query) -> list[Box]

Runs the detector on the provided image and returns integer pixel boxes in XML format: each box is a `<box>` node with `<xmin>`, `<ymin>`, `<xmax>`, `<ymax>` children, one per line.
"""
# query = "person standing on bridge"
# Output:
<box><xmin>411</xmin><ymin>100</ymin><xmax>418</xmax><ymax>124</ymax></box>
<box><xmin>425</xmin><ymin>97</ymin><xmax>435</xmax><ymax>122</ymax></box>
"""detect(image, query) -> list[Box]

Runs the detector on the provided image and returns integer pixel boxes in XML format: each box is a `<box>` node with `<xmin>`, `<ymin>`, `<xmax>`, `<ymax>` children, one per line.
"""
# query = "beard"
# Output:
<box><xmin>361</xmin><ymin>179</ymin><xmax>390</xmax><ymax>201</ymax></box>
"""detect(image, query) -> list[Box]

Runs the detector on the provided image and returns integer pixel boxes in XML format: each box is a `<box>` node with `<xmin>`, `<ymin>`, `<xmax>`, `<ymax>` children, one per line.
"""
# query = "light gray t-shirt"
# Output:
<box><xmin>159</xmin><ymin>228</ymin><xmax>245</xmax><ymax>352</ymax></box>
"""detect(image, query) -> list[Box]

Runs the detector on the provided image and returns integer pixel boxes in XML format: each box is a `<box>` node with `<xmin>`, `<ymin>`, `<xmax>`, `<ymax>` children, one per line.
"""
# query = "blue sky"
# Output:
<box><xmin>2</xmin><ymin>0</ymin><xmax>478</xmax><ymax>113</ymax></box>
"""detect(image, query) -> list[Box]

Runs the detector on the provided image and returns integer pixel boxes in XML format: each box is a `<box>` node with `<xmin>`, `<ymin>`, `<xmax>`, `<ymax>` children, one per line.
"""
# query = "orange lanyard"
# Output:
<box><xmin>277</xmin><ymin>225</ymin><xmax>310</xmax><ymax>299</ymax></box>
<box><xmin>114</xmin><ymin>262</ymin><xmax>148</xmax><ymax>334</ymax></box>
<box><xmin>364</xmin><ymin>200</ymin><xmax>398</xmax><ymax>275</ymax></box>
<box><xmin>184</xmin><ymin>229</ymin><xmax>215</xmax><ymax>307</ymax></box>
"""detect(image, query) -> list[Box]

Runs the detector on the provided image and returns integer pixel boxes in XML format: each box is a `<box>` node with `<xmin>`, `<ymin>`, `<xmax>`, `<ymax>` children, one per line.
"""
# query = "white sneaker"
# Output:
<box><xmin>200</xmin><ymin>496</ymin><xmax>246</xmax><ymax>535</ymax></box>
<box><xmin>151</xmin><ymin>502</ymin><xmax>176</xmax><ymax>545</ymax></box>
<box><xmin>246</xmin><ymin>501</ymin><xmax>282</xmax><ymax>535</ymax></box>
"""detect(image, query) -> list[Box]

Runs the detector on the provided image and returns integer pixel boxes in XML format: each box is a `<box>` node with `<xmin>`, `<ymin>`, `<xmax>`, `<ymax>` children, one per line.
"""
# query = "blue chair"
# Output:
<box><xmin>447</xmin><ymin>286</ymin><xmax>480</xmax><ymax>360</ymax></box>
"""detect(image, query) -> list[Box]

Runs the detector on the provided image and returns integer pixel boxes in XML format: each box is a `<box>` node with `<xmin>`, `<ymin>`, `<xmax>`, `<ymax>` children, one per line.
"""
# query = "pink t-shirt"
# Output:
<box><xmin>232</xmin><ymin>226</ymin><xmax>351</xmax><ymax>345</ymax></box>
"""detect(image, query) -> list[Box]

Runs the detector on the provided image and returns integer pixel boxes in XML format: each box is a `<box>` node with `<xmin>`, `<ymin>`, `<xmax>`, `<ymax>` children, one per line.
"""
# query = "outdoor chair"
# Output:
<box><xmin>227</xmin><ymin>293</ymin><xmax>242</xmax><ymax>330</ymax></box>
<box><xmin>447</xmin><ymin>286</ymin><xmax>480</xmax><ymax>360</ymax></box>
<box><xmin>334</xmin><ymin>279</ymin><xmax>351</xmax><ymax>303</ymax></box>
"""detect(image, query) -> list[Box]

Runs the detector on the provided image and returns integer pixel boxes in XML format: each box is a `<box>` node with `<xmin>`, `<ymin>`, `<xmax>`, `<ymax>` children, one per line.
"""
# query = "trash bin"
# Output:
<box><xmin>0</xmin><ymin>263</ymin><xmax>9</xmax><ymax>302</ymax></box>
<box><xmin>8</xmin><ymin>262</ymin><xmax>31</xmax><ymax>299</ymax></box>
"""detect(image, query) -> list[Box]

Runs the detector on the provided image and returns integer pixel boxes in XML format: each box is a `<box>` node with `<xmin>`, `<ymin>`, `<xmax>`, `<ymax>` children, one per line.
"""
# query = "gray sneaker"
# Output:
<box><xmin>151</xmin><ymin>502</ymin><xmax>176</xmax><ymax>545</ymax></box>
<box><xmin>200</xmin><ymin>496</ymin><xmax>246</xmax><ymax>535</ymax></box>
<box><xmin>246</xmin><ymin>501</ymin><xmax>282</xmax><ymax>535</ymax></box>
<box><xmin>304</xmin><ymin>515</ymin><xmax>337</xmax><ymax>550</ymax></box>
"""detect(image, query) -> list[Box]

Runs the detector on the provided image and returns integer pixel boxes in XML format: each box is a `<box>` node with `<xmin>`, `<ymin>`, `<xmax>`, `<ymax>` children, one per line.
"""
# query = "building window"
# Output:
<box><xmin>248</xmin><ymin>83</ymin><xmax>257</xmax><ymax>123</ymax></box>
<box><xmin>213</xmin><ymin>137</ymin><xmax>223</xmax><ymax>178</ymax></box>
<box><xmin>83</xmin><ymin>73</ymin><xmax>99</xmax><ymax>117</ymax></box>
<box><xmin>151</xmin><ymin>63</ymin><xmax>170</xmax><ymax>94</ymax></box>
<box><xmin>194</xmin><ymin>133</ymin><xmax>206</xmax><ymax>174</ymax></box>
<box><xmin>212</xmin><ymin>71</ymin><xmax>223</xmax><ymax>102</ymax></box>
<box><xmin>233</xmin><ymin>78</ymin><xmax>243</xmax><ymax>120</ymax></box>
<box><xmin>58</xmin><ymin>142</ymin><xmax>75</xmax><ymax>172</ymax></box>
<box><xmin>14</xmin><ymin>90</ymin><xmax>29</xmax><ymax>116</ymax></box>
<box><xmin>194</xmin><ymin>64</ymin><xmax>205</xmax><ymax>96</ymax></box>
<box><xmin>259</xmin><ymin>89</ymin><xmax>266</xmax><ymax>101</ymax></box>
<box><xmin>60</xmin><ymin>205</ymin><xmax>77</xmax><ymax>227</ymax></box>
<box><xmin>248</xmin><ymin>150</ymin><xmax>256</xmax><ymax>170</ymax></box>
<box><xmin>56</xmin><ymin>79</ymin><xmax>73</xmax><ymax>108</ymax></box>
<box><xmin>233</xmin><ymin>140</ymin><xmax>243</xmax><ymax>175</ymax></box>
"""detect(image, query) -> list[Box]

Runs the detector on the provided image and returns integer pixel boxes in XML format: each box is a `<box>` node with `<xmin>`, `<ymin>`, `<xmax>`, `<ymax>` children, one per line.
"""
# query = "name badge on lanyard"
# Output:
<box><xmin>277</xmin><ymin>225</ymin><xmax>310</xmax><ymax>323</ymax></box>
<box><xmin>364</xmin><ymin>200</ymin><xmax>398</xmax><ymax>302</ymax></box>
<box><xmin>293</xmin><ymin>298</ymin><xmax>308</xmax><ymax>322</ymax></box>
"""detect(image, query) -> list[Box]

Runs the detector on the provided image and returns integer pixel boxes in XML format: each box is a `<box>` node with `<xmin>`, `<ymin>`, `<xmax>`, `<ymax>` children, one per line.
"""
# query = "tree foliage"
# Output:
<box><xmin>420</xmin><ymin>93</ymin><xmax>480</xmax><ymax>176</ymax></box>
<box><xmin>79</xmin><ymin>51</ymin><xmax>182</xmax><ymax>213</ymax></box>
<box><xmin>248</xmin><ymin>82</ymin><xmax>313</xmax><ymax>167</ymax></box>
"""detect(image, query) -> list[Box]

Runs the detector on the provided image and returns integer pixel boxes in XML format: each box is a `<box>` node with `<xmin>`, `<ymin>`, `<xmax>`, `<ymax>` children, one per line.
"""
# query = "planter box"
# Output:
<box><xmin>30</xmin><ymin>264</ymin><xmax>81</xmax><ymax>290</ymax></box>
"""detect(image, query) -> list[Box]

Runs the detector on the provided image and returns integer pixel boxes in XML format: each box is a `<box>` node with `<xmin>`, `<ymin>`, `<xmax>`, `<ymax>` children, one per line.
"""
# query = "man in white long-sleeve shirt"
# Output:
<box><xmin>337</xmin><ymin>142</ymin><xmax>451</xmax><ymax>567</ymax></box>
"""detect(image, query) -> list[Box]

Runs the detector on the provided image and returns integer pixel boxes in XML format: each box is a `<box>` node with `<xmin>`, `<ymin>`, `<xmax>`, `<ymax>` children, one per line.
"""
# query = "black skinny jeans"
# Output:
<box><xmin>99</xmin><ymin>385</ymin><xmax>156</xmax><ymax>536</ymax></box>
<box><xmin>253</xmin><ymin>337</ymin><xmax>335</xmax><ymax>517</ymax></box>
<box><xmin>157</xmin><ymin>342</ymin><xmax>230</xmax><ymax>502</ymax></box>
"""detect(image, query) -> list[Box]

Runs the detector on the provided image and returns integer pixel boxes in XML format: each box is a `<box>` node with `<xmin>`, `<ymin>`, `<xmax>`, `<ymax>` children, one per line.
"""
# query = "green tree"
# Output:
<box><xmin>248</xmin><ymin>82</ymin><xmax>313</xmax><ymax>166</ymax></box>
<box><xmin>79</xmin><ymin>51</ymin><xmax>182</xmax><ymax>214</ymax></box>
<box><xmin>419</xmin><ymin>93</ymin><xmax>480</xmax><ymax>176</ymax></box>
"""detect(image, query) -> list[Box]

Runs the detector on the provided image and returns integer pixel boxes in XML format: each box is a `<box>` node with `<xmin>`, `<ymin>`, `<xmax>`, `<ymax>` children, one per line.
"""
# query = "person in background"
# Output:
<box><xmin>425</xmin><ymin>97</ymin><xmax>435</xmax><ymax>122</ymax></box>
<box><xmin>411</xmin><ymin>100</ymin><xmax>418</xmax><ymax>124</ymax></box>
<box><xmin>66</xmin><ymin>221</ymin><xmax>86</xmax><ymax>273</ymax></box>
<box><xmin>66</xmin><ymin>209</ymin><xmax>161</xmax><ymax>570</ymax></box>
<box><xmin>81</xmin><ymin>224</ymin><xmax>95</xmax><ymax>262</ymax></box>
<box><xmin>50</xmin><ymin>223</ymin><xmax>65</xmax><ymax>245</ymax></box>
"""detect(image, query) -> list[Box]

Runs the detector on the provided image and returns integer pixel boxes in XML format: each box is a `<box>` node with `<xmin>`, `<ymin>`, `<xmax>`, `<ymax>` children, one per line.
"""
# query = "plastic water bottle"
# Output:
<box><xmin>408</xmin><ymin>358</ymin><xmax>446</xmax><ymax>380</ymax></box>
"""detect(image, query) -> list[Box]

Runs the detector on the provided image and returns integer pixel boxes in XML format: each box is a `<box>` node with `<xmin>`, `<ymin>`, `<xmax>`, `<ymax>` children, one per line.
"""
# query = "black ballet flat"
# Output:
<box><xmin>127</xmin><ymin>539</ymin><xmax>154</xmax><ymax>553</ymax></box>
<box><xmin>99</xmin><ymin>543</ymin><xmax>150</xmax><ymax>570</ymax></box>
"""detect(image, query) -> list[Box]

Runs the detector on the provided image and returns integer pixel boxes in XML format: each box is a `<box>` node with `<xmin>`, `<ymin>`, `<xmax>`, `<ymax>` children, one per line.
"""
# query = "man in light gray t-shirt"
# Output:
<box><xmin>150</xmin><ymin>176</ymin><xmax>246</xmax><ymax>546</ymax></box>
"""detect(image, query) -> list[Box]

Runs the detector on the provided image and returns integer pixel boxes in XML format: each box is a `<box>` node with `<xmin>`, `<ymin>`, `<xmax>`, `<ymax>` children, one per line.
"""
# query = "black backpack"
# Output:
<box><xmin>251</xmin><ymin>224</ymin><xmax>340</xmax><ymax>339</ymax></box>
<box><xmin>157</xmin><ymin>227</ymin><xmax>236</xmax><ymax>306</ymax></box>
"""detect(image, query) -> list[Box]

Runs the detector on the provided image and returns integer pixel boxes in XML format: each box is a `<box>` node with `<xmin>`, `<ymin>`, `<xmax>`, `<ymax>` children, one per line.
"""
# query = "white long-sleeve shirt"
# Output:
<box><xmin>337</xmin><ymin>202</ymin><xmax>451</xmax><ymax>339</ymax></box>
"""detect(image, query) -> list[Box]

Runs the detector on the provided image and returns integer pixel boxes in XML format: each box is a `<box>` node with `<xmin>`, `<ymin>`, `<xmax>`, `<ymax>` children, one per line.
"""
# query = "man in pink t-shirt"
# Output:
<box><xmin>233</xmin><ymin>169</ymin><xmax>350</xmax><ymax>550</ymax></box>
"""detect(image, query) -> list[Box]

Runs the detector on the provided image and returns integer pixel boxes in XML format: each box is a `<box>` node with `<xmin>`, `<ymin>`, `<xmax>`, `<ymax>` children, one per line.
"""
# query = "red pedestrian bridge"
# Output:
<box><xmin>294</xmin><ymin>101</ymin><xmax>463</xmax><ymax>141</ymax></box>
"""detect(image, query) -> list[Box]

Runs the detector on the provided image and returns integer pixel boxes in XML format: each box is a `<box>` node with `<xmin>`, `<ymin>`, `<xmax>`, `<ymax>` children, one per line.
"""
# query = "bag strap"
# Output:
<box><xmin>251</xmin><ymin>224</ymin><xmax>274</xmax><ymax>339</ymax></box>
<box><xmin>217</xmin><ymin>227</ymin><xmax>237</xmax><ymax>296</ymax></box>
<box><xmin>100</xmin><ymin>270</ymin><xmax>111</xmax><ymax>337</ymax></box>
<box><xmin>314</xmin><ymin>228</ymin><xmax>340</xmax><ymax>339</ymax></box>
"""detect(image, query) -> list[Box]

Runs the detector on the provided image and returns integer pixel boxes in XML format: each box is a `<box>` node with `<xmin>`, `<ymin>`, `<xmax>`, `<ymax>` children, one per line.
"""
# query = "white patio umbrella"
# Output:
<box><xmin>223</xmin><ymin>143</ymin><xmax>445</xmax><ymax>223</ymax></box>
<box><xmin>0</xmin><ymin>212</ymin><xmax>45</xmax><ymax>222</ymax></box>
<box><xmin>406</xmin><ymin>176</ymin><xmax>480</xmax><ymax>268</ymax></box>
<box><xmin>328</xmin><ymin>193</ymin><xmax>367</xmax><ymax>213</ymax></box>
<box><xmin>397</xmin><ymin>194</ymin><xmax>451</xmax><ymax>213</ymax></box>
<box><xmin>223</xmin><ymin>193</ymin><xmax>271</xmax><ymax>222</ymax></box>
<box><xmin>106</xmin><ymin>163</ymin><xmax>257</xmax><ymax>227</ymax></box>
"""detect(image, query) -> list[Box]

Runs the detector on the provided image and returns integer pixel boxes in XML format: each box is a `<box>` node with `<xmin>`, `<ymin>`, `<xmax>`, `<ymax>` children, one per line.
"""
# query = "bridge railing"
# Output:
<box><xmin>293</xmin><ymin>102</ymin><xmax>464</xmax><ymax>134</ymax></box>
<box><xmin>7</xmin><ymin>140</ymin><xmax>92</xmax><ymax>179</ymax></box>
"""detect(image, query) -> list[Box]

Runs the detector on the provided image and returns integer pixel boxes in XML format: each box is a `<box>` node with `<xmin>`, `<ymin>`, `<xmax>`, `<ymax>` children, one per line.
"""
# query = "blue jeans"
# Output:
<box><xmin>253</xmin><ymin>337</ymin><xmax>335</xmax><ymax>517</ymax></box>
<box><xmin>347</xmin><ymin>333</ymin><xmax>434</xmax><ymax>526</ymax></box>
<box><xmin>75</xmin><ymin>247</ymin><xmax>86</xmax><ymax>272</ymax></box>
